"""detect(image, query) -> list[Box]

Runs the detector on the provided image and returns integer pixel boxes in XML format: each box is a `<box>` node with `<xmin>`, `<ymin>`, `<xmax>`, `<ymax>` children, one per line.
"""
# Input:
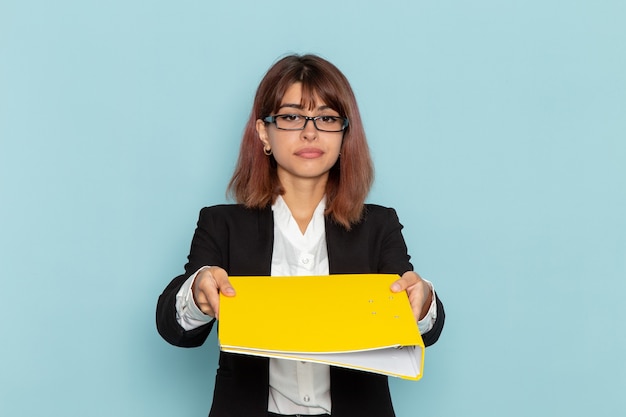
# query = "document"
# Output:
<box><xmin>218</xmin><ymin>274</ymin><xmax>425</xmax><ymax>380</ymax></box>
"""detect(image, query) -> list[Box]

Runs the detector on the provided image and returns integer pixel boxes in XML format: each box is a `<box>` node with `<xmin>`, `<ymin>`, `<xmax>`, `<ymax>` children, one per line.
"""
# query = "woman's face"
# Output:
<box><xmin>256</xmin><ymin>82</ymin><xmax>344</xmax><ymax>188</ymax></box>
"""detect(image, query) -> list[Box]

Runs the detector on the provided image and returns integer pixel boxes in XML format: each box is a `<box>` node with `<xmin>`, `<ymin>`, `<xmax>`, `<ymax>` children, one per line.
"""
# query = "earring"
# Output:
<box><xmin>263</xmin><ymin>146</ymin><xmax>272</xmax><ymax>156</ymax></box>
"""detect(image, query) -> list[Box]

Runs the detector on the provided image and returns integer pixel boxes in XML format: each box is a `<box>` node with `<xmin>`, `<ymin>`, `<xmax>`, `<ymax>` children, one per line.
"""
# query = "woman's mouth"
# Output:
<box><xmin>294</xmin><ymin>148</ymin><xmax>324</xmax><ymax>159</ymax></box>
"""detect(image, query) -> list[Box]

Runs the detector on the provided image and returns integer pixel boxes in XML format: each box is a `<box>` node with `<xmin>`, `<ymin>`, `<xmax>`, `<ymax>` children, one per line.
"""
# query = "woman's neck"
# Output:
<box><xmin>279</xmin><ymin>176</ymin><xmax>327</xmax><ymax>234</ymax></box>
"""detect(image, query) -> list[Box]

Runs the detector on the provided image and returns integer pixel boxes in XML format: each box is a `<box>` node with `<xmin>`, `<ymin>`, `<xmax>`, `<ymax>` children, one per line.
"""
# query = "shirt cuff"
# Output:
<box><xmin>417</xmin><ymin>279</ymin><xmax>437</xmax><ymax>335</ymax></box>
<box><xmin>175</xmin><ymin>266</ymin><xmax>214</xmax><ymax>330</ymax></box>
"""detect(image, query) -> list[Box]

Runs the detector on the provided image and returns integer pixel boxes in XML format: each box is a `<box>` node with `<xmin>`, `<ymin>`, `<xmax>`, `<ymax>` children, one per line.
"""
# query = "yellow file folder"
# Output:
<box><xmin>218</xmin><ymin>274</ymin><xmax>425</xmax><ymax>380</ymax></box>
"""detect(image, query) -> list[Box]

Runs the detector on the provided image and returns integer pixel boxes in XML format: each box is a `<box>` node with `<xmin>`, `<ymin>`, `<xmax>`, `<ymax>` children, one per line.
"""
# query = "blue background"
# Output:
<box><xmin>1</xmin><ymin>1</ymin><xmax>625</xmax><ymax>416</ymax></box>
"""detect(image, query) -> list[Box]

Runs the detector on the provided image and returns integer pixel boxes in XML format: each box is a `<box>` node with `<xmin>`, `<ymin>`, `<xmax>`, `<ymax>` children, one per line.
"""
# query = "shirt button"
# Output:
<box><xmin>303</xmin><ymin>395</ymin><xmax>310</xmax><ymax>402</ymax></box>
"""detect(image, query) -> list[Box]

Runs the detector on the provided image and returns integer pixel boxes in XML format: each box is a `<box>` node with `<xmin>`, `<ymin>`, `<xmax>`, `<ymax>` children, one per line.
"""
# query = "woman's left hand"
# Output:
<box><xmin>390</xmin><ymin>271</ymin><xmax>433</xmax><ymax>322</ymax></box>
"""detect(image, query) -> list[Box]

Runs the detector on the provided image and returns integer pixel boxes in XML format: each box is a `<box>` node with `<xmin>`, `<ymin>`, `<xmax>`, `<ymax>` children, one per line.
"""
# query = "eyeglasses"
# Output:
<box><xmin>263</xmin><ymin>114</ymin><xmax>349</xmax><ymax>132</ymax></box>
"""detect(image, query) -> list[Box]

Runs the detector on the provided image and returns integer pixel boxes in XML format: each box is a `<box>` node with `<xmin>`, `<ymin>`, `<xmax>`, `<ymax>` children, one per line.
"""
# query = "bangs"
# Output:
<box><xmin>269</xmin><ymin>68</ymin><xmax>347</xmax><ymax>117</ymax></box>
<box><xmin>298</xmin><ymin>81</ymin><xmax>320</xmax><ymax>112</ymax></box>
<box><xmin>301</xmin><ymin>79</ymin><xmax>345</xmax><ymax>116</ymax></box>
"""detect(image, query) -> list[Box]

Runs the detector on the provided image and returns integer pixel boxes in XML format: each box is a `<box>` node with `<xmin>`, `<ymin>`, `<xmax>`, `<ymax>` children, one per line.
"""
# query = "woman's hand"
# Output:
<box><xmin>192</xmin><ymin>266</ymin><xmax>235</xmax><ymax>319</ymax></box>
<box><xmin>390</xmin><ymin>271</ymin><xmax>433</xmax><ymax>322</ymax></box>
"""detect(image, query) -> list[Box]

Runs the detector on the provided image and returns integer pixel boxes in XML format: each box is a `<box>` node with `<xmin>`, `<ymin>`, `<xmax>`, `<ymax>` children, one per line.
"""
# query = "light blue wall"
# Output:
<box><xmin>1</xmin><ymin>1</ymin><xmax>625</xmax><ymax>416</ymax></box>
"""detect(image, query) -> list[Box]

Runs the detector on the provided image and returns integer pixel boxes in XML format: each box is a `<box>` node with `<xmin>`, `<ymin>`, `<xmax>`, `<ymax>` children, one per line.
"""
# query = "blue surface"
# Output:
<box><xmin>1</xmin><ymin>1</ymin><xmax>625</xmax><ymax>416</ymax></box>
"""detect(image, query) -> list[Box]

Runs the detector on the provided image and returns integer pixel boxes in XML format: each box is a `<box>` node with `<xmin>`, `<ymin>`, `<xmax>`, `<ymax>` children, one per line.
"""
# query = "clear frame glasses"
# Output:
<box><xmin>263</xmin><ymin>114</ymin><xmax>349</xmax><ymax>132</ymax></box>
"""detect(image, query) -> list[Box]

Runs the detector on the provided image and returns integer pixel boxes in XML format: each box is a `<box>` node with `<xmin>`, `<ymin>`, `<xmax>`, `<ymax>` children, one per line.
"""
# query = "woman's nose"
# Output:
<box><xmin>300</xmin><ymin>117</ymin><xmax>318</xmax><ymax>141</ymax></box>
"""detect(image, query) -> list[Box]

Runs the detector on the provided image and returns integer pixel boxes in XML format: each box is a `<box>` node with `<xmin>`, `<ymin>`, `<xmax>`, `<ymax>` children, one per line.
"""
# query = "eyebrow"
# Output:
<box><xmin>278</xmin><ymin>103</ymin><xmax>334</xmax><ymax>112</ymax></box>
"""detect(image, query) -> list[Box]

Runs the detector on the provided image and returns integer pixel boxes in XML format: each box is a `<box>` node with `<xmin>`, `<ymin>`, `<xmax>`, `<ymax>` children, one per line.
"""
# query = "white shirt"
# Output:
<box><xmin>175</xmin><ymin>196</ymin><xmax>437</xmax><ymax>414</ymax></box>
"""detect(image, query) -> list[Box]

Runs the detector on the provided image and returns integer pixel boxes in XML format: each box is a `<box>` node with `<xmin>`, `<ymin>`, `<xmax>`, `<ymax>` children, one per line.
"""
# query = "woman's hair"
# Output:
<box><xmin>227</xmin><ymin>54</ymin><xmax>374</xmax><ymax>229</ymax></box>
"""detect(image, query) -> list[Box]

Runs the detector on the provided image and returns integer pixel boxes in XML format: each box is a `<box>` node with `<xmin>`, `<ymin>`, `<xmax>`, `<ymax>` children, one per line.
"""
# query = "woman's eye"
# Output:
<box><xmin>281</xmin><ymin>114</ymin><xmax>301</xmax><ymax>122</ymax></box>
<box><xmin>319</xmin><ymin>116</ymin><xmax>338</xmax><ymax>123</ymax></box>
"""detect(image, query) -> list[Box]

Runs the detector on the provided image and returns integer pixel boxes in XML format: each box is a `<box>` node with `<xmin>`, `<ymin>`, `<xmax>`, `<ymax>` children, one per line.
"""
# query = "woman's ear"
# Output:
<box><xmin>256</xmin><ymin>119</ymin><xmax>269</xmax><ymax>148</ymax></box>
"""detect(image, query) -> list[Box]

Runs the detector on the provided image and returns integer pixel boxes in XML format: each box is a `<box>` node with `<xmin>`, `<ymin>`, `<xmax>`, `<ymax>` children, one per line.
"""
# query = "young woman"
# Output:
<box><xmin>156</xmin><ymin>54</ymin><xmax>445</xmax><ymax>417</ymax></box>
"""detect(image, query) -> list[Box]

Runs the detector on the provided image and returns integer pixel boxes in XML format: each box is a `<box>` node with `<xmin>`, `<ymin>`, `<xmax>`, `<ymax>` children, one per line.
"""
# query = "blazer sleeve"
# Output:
<box><xmin>422</xmin><ymin>294</ymin><xmax>445</xmax><ymax>347</ymax></box>
<box><xmin>155</xmin><ymin>207</ymin><xmax>227</xmax><ymax>348</ymax></box>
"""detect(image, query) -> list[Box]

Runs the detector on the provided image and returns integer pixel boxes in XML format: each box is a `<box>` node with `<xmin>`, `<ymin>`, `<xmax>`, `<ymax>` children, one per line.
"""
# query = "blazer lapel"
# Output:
<box><xmin>325</xmin><ymin>216</ymin><xmax>372</xmax><ymax>274</ymax></box>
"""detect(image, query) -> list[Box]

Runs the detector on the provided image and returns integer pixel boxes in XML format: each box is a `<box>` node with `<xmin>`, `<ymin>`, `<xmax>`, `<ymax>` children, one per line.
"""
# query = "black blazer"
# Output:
<box><xmin>156</xmin><ymin>204</ymin><xmax>444</xmax><ymax>417</ymax></box>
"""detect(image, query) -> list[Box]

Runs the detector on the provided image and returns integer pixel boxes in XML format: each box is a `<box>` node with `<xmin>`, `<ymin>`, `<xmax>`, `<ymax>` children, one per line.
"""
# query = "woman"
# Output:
<box><xmin>156</xmin><ymin>54</ymin><xmax>445</xmax><ymax>417</ymax></box>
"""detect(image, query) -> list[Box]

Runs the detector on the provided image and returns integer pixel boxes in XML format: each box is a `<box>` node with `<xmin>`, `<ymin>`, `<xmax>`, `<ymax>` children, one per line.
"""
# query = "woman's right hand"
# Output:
<box><xmin>192</xmin><ymin>266</ymin><xmax>235</xmax><ymax>319</ymax></box>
